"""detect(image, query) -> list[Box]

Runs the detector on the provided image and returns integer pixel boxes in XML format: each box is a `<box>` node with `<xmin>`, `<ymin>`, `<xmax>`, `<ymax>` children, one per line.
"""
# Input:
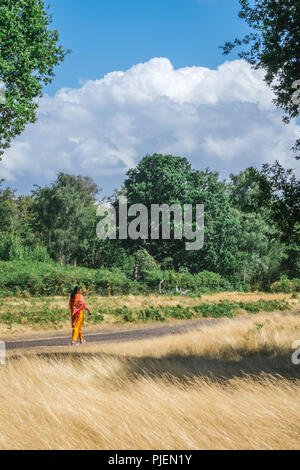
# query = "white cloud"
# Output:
<box><xmin>1</xmin><ymin>57</ymin><xmax>299</xmax><ymax>194</ymax></box>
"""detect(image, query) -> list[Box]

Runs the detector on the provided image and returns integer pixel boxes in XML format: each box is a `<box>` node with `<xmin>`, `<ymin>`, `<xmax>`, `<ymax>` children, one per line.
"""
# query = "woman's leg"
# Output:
<box><xmin>78</xmin><ymin>311</ymin><xmax>85</xmax><ymax>343</ymax></box>
<box><xmin>72</xmin><ymin>311</ymin><xmax>83</xmax><ymax>343</ymax></box>
<box><xmin>72</xmin><ymin>321</ymin><xmax>80</xmax><ymax>343</ymax></box>
<box><xmin>79</xmin><ymin>324</ymin><xmax>83</xmax><ymax>342</ymax></box>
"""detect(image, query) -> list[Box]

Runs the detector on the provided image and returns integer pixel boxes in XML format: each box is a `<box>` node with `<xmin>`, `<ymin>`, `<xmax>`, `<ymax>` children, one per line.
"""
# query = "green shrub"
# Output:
<box><xmin>0</xmin><ymin>261</ymin><xmax>97</xmax><ymax>296</ymax></box>
<box><xmin>291</xmin><ymin>278</ymin><xmax>300</xmax><ymax>292</ymax></box>
<box><xmin>95</xmin><ymin>268</ymin><xmax>138</xmax><ymax>295</ymax></box>
<box><xmin>0</xmin><ymin>234</ymin><xmax>25</xmax><ymax>261</ymax></box>
<box><xmin>137</xmin><ymin>306</ymin><xmax>166</xmax><ymax>322</ymax></box>
<box><xmin>142</xmin><ymin>269</ymin><xmax>234</xmax><ymax>294</ymax></box>
<box><xmin>193</xmin><ymin>302</ymin><xmax>236</xmax><ymax>318</ymax></box>
<box><xmin>270</xmin><ymin>276</ymin><xmax>294</xmax><ymax>293</ymax></box>
<box><xmin>162</xmin><ymin>305</ymin><xmax>194</xmax><ymax>319</ymax></box>
<box><xmin>0</xmin><ymin>234</ymin><xmax>51</xmax><ymax>263</ymax></box>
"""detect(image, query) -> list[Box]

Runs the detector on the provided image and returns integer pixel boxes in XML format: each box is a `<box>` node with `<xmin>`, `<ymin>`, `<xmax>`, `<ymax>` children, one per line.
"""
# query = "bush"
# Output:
<box><xmin>0</xmin><ymin>234</ymin><xmax>51</xmax><ymax>263</ymax></box>
<box><xmin>0</xmin><ymin>261</ymin><xmax>96</xmax><ymax>296</ymax></box>
<box><xmin>0</xmin><ymin>234</ymin><xmax>25</xmax><ymax>261</ymax></box>
<box><xmin>114</xmin><ymin>306</ymin><xmax>135</xmax><ymax>323</ymax></box>
<box><xmin>0</xmin><ymin>260</ymin><xmax>296</xmax><ymax>299</ymax></box>
<box><xmin>137</xmin><ymin>306</ymin><xmax>166</xmax><ymax>322</ymax></box>
<box><xmin>291</xmin><ymin>278</ymin><xmax>300</xmax><ymax>292</ymax></box>
<box><xmin>95</xmin><ymin>268</ymin><xmax>138</xmax><ymax>295</ymax></box>
<box><xmin>193</xmin><ymin>302</ymin><xmax>236</xmax><ymax>318</ymax></box>
<box><xmin>142</xmin><ymin>269</ymin><xmax>234</xmax><ymax>294</ymax></box>
<box><xmin>270</xmin><ymin>276</ymin><xmax>295</xmax><ymax>293</ymax></box>
<box><xmin>134</xmin><ymin>249</ymin><xmax>160</xmax><ymax>275</ymax></box>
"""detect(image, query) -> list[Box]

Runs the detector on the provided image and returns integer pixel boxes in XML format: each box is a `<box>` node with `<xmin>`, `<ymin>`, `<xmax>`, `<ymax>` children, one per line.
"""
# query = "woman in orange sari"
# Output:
<box><xmin>69</xmin><ymin>286</ymin><xmax>91</xmax><ymax>346</ymax></box>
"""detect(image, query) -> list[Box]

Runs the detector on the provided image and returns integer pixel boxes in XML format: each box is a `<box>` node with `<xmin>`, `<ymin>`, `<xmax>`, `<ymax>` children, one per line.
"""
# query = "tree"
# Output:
<box><xmin>229</xmin><ymin>208</ymin><xmax>286</xmax><ymax>287</ymax></box>
<box><xmin>229</xmin><ymin>163</ymin><xmax>300</xmax><ymax>244</ymax></box>
<box><xmin>117</xmin><ymin>154</ymin><xmax>239</xmax><ymax>275</ymax></box>
<box><xmin>228</xmin><ymin>167</ymin><xmax>271</xmax><ymax>214</ymax></box>
<box><xmin>0</xmin><ymin>0</ymin><xmax>69</xmax><ymax>156</ymax></box>
<box><xmin>260</xmin><ymin>161</ymin><xmax>300</xmax><ymax>243</ymax></box>
<box><xmin>0</xmin><ymin>179</ymin><xmax>17</xmax><ymax>232</ymax></box>
<box><xmin>31</xmin><ymin>173</ymin><xmax>100</xmax><ymax>265</ymax></box>
<box><xmin>222</xmin><ymin>0</ymin><xmax>300</xmax><ymax>157</ymax></box>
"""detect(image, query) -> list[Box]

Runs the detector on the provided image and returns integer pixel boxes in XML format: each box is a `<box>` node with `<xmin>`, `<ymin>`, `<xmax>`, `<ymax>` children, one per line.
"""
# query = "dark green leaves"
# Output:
<box><xmin>0</xmin><ymin>0</ymin><xmax>69</xmax><ymax>156</ymax></box>
<box><xmin>222</xmin><ymin>1</ymin><xmax>300</xmax><ymax>127</ymax></box>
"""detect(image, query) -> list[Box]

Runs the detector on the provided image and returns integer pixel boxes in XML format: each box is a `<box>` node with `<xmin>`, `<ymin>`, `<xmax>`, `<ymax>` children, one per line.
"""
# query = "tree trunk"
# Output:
<box><xmin>64</xmin><ymin>252</ymin><xmax>69</xmax><ymax>266</ymax></box>
<box><xmin>243</xmin><ymin>264</ymin><xmax>247</xmax><ymax>286</ymax></box>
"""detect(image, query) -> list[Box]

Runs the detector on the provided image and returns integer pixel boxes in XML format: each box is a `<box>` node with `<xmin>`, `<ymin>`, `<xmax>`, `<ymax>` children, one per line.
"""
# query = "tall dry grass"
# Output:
<box><xmin>1</xmin><ymin>312</ymin><xmax>300</xmax><ymax>450</ymax></box>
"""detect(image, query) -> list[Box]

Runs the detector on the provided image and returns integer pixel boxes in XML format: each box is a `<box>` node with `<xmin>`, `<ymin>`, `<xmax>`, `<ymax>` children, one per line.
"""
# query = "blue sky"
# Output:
<box><xmin>46</xmin><ymin>0</ymin><xmax>249</xmax><ymax>95</ymax></box>
<box><xmin>1</xmin><ymin>0</ymin><xmax>299</xmax><ymax>196</ymax></box>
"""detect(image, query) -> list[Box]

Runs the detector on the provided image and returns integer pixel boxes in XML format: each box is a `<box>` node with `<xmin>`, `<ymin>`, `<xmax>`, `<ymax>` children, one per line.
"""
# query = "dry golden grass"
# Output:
<box><xmin>1</xmin><ymin>312</ymin><xmax>300</xmax><ymax>450</ymax></box>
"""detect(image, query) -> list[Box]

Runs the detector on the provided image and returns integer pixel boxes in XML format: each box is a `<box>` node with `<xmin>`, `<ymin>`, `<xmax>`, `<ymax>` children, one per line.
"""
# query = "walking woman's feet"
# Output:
<box><xmin>71</xmin><ymin>340</ymin><xmax>79</xmax><ymax>346</ymax></box>
<box><xmin>80</xmin><ymin>339</ymin><xmax>86</xmax><ymax>344</ymax></box>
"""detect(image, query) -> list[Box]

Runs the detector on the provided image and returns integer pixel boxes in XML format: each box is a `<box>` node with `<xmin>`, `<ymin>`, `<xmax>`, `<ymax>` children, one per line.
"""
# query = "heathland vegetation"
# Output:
<box><xmin>3</xmin><ymin>311</ymin><xmax>300</xmax><ymax>449</ymax></box>
<box><xmin>0</xmin><ymin>154</ymin><xmax>299</xmax><ymax>300</ymax></box>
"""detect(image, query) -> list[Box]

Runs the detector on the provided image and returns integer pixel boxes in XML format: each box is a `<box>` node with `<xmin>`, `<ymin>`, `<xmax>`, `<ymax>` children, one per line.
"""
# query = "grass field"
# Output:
<box><xmin>0</xmin><ymin>292</ymin><xmax>297</xmax><ymax>336</ymax></box>
<box><xmin>1</xmin><ymin>309</ymin><xmax>300</xmax><ymax>450</ymax></box>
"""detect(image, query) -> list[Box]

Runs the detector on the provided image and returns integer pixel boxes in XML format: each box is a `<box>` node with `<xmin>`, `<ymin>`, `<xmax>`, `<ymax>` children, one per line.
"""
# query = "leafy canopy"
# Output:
<box><xmin>0</xmin><ymin>0</ymin><xmax>69</xmax><ymax>156</ymax></box>
<box><xmin>222</xmin><ymin>0</ymin><xmax>300</xmax><ymax>157</ymax></box>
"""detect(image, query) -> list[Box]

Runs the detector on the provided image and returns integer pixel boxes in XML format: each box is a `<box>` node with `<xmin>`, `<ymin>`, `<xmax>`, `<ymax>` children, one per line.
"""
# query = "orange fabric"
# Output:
<box><xmin>70</xmin><ymin>293</ymin><xmax>88</xmax><ymax>328</ymax></box>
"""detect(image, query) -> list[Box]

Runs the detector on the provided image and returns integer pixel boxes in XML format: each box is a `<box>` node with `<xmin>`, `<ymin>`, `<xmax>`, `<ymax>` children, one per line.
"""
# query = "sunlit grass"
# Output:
<box><xmin>1</xmin><ymin>312</ymin><xmax>299</xmax><ymax>450</ymax></box>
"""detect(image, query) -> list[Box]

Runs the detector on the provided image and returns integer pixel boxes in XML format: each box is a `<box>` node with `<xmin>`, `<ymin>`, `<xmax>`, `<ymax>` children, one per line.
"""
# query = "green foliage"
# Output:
<box><xmin>0</xmin><ymin>155</ymin><xmax>298</xmax><ymax>289</ymax></box>
<box><xmin>222</xmin><ymin>0</ymin><xmax>300</xmax><ymax>124</ymax></box>
<box><xmin>1</xmin><ymin>303</ymin><xmax>105</xmax><ymax>328</ymax></box>
<box><xmin>0</xmin><ymin>180</ymin><xmax>18</xmax><ymax>231</ymax></box>
<box><xmin>0</xmin><ymin>261</ymin><xmax>96</xmax><ymax>296</ymax></box>
<box><xmin>121</xmin><ymin>299</ymin><xmax>290</xmax><ymax>323</ymax></box>
<box><xmin>229</xmin><ymin>209</ymin><xmax>286</xmax><ymax>287</ymax></box>
<box><xmin>0</xmin><ymin>233</ymin><xmax>51</xmax><ymax>262</ymax></box>
<box><xmin>260</xmin><ymin>162</ymin><xmax>300</xmax><ymax>243</ymax></box>
<box><xmin>270</xmin><ymin>276</ymin><xmax>300</xmax><ymax>293</ymax></box>
<box><xmin>31</xmin><ymin>173</ymin><xmax>100</xmax><ymax>265</ymax></box>
<box><xmin>229</xmin><ymin>167</ymin><xmax>271</xmax><ymax>213</ymax></box>
<box><xmin>0</xmin><ymin>0</ymin><xmax>69</xmax><ymax>156</ymax></box>
<box><xmin>120</xmin><ymin>154</ymin><xmax>240</xmax><ymax>276</ymax></box>
<box><xmin>270</xmin><ymin>276</ymin><xmax>293</xmax><ymax>293</ymax></box>
<box><xmin>114</xmin><ymin>306</ymin><xmax>137</xmax><ymax>323</ymax></box>
<box><xmin>0</xmin><ymin>259</ymin><xmax>298</xmax><ymax>298</ymax></box>
<box><xmin>95</xmin><ymin>268</ymin><xmax>138</xmax><ymax>296</ymax></box>
<box><xmin>291</xmin><ymin>279</ymin><xmax>300</xmax><ymax>292</ymax></box>
<box><xmin>143</xmin><ymin>269</ymin><xmax>234</xmax><ymax>294</ymax></box>
<box><xmin>0</xmin><ymin>295</ymin><xmax>290</xmax><ymax>327</ymax></box>
<box><xmin>0</xmin><ymin>261</ymin><xmax>141</xmax><ymax>297</ymax></box>
<box><xmin>137</xmin><ymin>306</ymin><xmax>166</xmax><ymax>322</ymax></box>
<box><xmin>134</xmin><ymin>249</ymin><xmax>160</xmax><ymax>276</ymax></box>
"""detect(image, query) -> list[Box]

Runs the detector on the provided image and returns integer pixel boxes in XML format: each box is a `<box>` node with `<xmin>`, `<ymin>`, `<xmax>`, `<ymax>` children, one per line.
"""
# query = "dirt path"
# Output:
<box><xmin>5</xmin><ymin>308</ymin><xmax>299</xmax><ymax>351</ymax></box>
<box><xmin>5</xmin><ymin>318</ymin><xmax>220</xmax><ymax>351</ymax></box>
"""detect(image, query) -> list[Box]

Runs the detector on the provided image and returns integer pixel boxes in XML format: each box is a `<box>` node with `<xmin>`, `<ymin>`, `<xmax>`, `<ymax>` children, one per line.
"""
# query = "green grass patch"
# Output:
<box><xmin>0</xmin><ymin>296</ymin><xmax>290</xmax><ymax>328</ymax></box>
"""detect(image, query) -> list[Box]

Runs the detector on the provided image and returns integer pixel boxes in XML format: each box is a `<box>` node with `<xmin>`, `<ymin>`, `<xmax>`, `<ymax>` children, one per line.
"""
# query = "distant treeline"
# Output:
<box><xmin>0</xmin><ymin>154</ymin><xmax>299</xmax><ymax>291</ymax></box>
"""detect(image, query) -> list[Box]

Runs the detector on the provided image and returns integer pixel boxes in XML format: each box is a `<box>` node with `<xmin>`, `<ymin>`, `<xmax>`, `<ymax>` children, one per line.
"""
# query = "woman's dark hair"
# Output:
<box><xmin>70</xmin><ymin>286</ymin><xmax>81</xmax><ymax>301</ymax></box>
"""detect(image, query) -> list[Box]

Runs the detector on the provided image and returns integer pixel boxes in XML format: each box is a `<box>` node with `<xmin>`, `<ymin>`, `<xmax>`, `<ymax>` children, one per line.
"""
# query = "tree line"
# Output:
<box><xmin>0</xmin><ymin>153</ymin><xmax>299</xmax><ymax>289</ymax></box>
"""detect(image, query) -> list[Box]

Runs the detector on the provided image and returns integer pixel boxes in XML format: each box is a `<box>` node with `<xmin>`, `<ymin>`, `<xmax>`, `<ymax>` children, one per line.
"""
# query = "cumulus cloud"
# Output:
<box><xmin>1</xmin><ymin>57</ymin><xmax>299</xmax><ymax>194</ymax></box>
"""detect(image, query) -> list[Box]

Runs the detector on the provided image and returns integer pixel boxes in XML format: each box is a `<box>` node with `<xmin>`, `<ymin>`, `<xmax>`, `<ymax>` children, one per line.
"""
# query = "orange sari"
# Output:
<box><xmin>69</xmin><ymin>293</ymin><xmax>88</xmax><ymax>328</ymax></box>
